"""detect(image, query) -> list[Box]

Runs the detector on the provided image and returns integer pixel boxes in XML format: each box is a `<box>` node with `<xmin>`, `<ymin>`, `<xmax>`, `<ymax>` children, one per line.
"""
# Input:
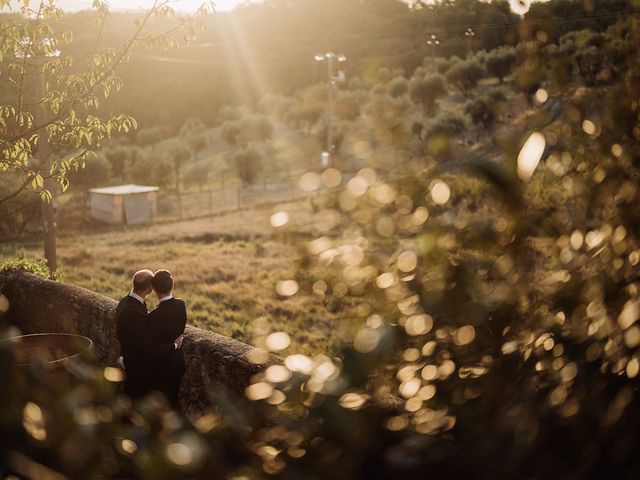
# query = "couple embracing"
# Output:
<box><xmin>115</xmin><ymin>269</ymin><xmax>187</xmax><ymax>407</ymax></box>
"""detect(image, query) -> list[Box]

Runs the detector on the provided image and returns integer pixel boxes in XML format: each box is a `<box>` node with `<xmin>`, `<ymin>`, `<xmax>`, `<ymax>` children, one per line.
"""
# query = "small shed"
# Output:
<box><xmin>89</xmin><ymin>184</ymin><xmax>159</xmax><ymax>225</ymax></box>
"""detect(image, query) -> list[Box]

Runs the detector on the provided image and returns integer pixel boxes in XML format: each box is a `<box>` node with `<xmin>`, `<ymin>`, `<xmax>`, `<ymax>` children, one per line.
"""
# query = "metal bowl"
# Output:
<box><xmin>1</xmin><ymin>333</ymin><xmax>93</xmax><ymax>368</ymax></box>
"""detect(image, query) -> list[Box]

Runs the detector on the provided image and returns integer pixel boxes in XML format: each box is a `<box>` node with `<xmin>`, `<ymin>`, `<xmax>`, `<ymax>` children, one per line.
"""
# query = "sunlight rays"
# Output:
<box><xmin>220</xmin><ymin>6</ymin><xmax>273</xmax><ymax>105</ymax></box>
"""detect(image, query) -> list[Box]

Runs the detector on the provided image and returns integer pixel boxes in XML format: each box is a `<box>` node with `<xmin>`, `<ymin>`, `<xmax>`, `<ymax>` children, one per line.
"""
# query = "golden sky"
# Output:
<box><xmin>10</xmin><ymin>0</ymin><xmax>538</xmax><ymax>14</ymax></box>
<box><xmin>9</xmin><ymin>0</ymin><xmax>251</xmax><ymax>12</ymax></box>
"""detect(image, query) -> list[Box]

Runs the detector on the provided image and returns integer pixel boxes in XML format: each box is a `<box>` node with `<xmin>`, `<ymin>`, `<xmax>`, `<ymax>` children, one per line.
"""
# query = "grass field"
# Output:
<box><xmin>0</xmin><ymin>198</ymin><xmax>356</xmax><ymax>355</ymax></box>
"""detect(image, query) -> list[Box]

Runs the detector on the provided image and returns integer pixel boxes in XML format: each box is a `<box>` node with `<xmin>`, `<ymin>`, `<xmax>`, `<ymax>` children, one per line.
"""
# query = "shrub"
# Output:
<box><xmin>335</xmin><ymin>91</ymin><xmax>361</xmax><ymax>121</ymax></box>
<box><xmin>485</xmin><ymin>46</ymin><xmax>517</xmax><ymax>81</ymax></box>
<box><xmin>0</xmin><ymin>257</ymin><xmax>63</xmax><ymax>281</ymax></box>
<box><xmin>220</xmin><ymin>121</ymin><xmax>242</xmax><ymax>145</ymax></box>
<box><xmin>445</xmin><ymin>58</ymin><xmax>487</xmax><ymax>94</ymax></box>
<box><xmin>388</xmin><ymin>76</ymin><xmax>408</xmax><ymax>98</ymax></box>
<box><xmin>574</xmin><ymin>45</ymin><xmax>603</xmax><ymax>86</ymax></box>
<box><xmin>136</xmin><ymin>126</ymin><xmax>171</xmax><ymax>147</ymax></box>
<box><xmin>233</xmin><ymin>144</ymin><xmax>263</xmax><ymax>185</ymax></box>
<box><xmin>464</xmin><ymin>88</ymin><xmax>508</xmax><ymax>131</ymax></box>
<box><xmin>424</xmin><ymin>110</ymin><xmax>468</xmax><ymax>138</ymax></box>
<box><xmin>68</xmin><ymin>153</ymin><xmax>112</xmax><ymax>190</ymax></box>
<box><xmin>409</xmin><ymin>74</ymin><xmax>448</xmax><ymax>113</ymax></box>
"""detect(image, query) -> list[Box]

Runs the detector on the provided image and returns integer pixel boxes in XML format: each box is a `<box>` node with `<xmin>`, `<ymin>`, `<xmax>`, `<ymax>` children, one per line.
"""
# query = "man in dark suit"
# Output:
<box><xmin>147</xmin><ymin>269</ymin><xmax>188</xmax><ymax>407</ymax></box>
<box><xmin>115</xmin><ymin>269</ymin><xmax>182</xmax><ymax>400</ymax></box>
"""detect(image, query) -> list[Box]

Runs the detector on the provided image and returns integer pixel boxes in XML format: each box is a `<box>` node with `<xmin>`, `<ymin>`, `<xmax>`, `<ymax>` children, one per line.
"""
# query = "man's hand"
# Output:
<box><xmin>175</xmin><ymin>336</ymin><xmax>184</xmax><ymax>349</ymax></box>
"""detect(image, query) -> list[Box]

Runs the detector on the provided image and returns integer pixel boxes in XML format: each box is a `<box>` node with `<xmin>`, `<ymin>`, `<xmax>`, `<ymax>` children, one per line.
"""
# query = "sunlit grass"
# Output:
<box><xmin>0</xmin><ymin>201</ymin><xmax>356</xmax><ymax>355</ymax></box>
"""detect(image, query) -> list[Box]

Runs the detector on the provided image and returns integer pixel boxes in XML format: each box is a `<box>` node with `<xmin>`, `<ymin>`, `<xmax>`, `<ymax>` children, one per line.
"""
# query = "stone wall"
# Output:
<box><xmin>0</xmin><ymin>271</ymin><xmax>279</xmax><ymax>416</ymax></box>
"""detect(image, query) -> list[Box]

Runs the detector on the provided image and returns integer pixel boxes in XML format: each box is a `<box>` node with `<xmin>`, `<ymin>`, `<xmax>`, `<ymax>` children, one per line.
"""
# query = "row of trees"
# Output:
<box><xmin>71</xmin><ymin>117</ymin><xmax>209</xmax><ymax>191</ymax></box>
<box><xmin>2</xmin><ymin>0</ymin><xmax>631</xmax><ymax>234</ymax></box>
<box><xmin>21</xmin><ymin>0</ymin><xmax>631</xmax><ymax>131</ymax></box>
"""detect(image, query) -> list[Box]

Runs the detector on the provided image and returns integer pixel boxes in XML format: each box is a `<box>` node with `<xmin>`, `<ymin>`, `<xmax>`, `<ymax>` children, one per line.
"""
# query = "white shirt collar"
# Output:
<box><xmin>128</xmin><ymin>291</ymin><xmax>146</xmax><ymax>304</ymax></box>
<box><xmin>159</xmin><ymin>294</ymin><xmax>173</xmax><ymax>303</ymax></box>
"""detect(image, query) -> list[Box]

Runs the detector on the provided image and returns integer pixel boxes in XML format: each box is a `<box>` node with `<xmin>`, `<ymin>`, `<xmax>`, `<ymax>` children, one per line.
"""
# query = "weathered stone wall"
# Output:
<box><xmin>0</xmin><ymin>271</ymin><xmax>279</xmax><ymax>416</ymax></box>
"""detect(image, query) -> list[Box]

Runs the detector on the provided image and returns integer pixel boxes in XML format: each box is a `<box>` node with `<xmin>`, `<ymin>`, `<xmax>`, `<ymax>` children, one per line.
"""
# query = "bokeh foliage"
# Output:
<box><xmin>3</xmin><ymin>1</ymin><xmax>640</xmax><ymax>479</ymax></box>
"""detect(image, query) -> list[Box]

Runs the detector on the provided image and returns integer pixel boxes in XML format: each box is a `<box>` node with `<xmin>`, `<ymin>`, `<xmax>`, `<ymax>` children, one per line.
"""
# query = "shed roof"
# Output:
<box><xmin>89</xmin><ymin>184</ymin><xmax>159</xmax><ymax>195</ymax></box>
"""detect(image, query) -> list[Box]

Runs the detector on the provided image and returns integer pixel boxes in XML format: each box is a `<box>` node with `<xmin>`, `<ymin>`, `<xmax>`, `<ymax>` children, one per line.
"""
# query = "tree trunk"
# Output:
<box><xmin>176</xmin><ymin>168</ymin><xmax>183</xmax><ymax>220</ymax></box>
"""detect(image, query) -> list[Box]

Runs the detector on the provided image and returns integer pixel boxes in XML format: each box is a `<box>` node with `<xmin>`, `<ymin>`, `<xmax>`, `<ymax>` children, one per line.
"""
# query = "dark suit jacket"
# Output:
<box><xmin>147</xmin><ymin>297</ymin><xmax>187</xmax><ymax>392</ymax></box>
<box><xmin>147</xmin><ymin>297</ymin><xmax>187</xmax><ymax>346</ymax></box>
<box><xmin>115</xmin><ymin>294</ymin><xmax>175</xmax><ymax>397</ymax></box>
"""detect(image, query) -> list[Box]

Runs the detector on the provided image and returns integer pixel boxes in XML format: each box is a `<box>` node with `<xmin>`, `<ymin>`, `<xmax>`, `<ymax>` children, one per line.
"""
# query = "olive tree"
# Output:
<box><xmin>180</xmin><ymin>117</ymin><xmax>209</xmax><ymax>162</ymax></box>
<box><xmin>409</xmin><ymin>74</ymin><xmax>448</xmax><ymax>114</ymax></box>
<box><xmin>485</xmin><ymin>46</ymin><xmax>517</xmax><ymax>82</ymax></box>
<box><xmin>167</xmin><ymin>143</ymin><xmax>190</xmax><ymax>218</ymax></box>
<box><xmin>445</xmin><ymin>58</ymin><xmax>487</xmax><ymax>94</ymax></box>
<box><xmin>388</xmin><ymin>76</ymin><xmax>409</xmax><ymax>98</ymax></box>
<box><xmin>233</xmin><ymin>144</ymin><xmax>263</xmax><ymax>186</ymax></box>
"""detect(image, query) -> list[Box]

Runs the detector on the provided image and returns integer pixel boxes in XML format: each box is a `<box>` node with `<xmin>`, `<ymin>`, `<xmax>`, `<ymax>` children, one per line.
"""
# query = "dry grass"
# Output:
<box><xmin>0</xmin><ymin>199</ymin><xmax>354</xmax><ymax>355</ymax></box>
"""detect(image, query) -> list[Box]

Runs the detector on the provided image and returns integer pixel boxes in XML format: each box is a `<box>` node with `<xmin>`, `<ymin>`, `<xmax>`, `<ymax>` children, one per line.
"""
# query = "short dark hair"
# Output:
<box><xmin>152</xmin><ymin>269</ymin><xmax>174</xmax><ymax>294</ymax></box>
<box><xmin>132</xmin><ymin>269</ymin><xmax>153</xmax><ymax>293</ymax></box>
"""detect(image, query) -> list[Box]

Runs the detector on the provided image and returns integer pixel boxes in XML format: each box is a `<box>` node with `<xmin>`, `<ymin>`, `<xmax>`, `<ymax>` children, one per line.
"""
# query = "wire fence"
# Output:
<box><xmin>155</xmin><ymin>178</ymin><xmax>305</xmax><ymax>222</ymax></box>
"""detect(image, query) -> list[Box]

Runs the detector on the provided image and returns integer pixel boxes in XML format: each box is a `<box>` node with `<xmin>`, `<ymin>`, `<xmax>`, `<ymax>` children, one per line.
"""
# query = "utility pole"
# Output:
<box><xmin>465</xmin><ymin>28</ymin><xmax>476</xmax><ymax>58</ymax></box>
<box><xmin>427</xmin><ymin>34</ymin><xmax>440</xmax><ymax>59</ymax></box>
<box><xmin>314</xmin><ymin>52</ymin><xmax>346</xmax><ymax>166</ymax></box>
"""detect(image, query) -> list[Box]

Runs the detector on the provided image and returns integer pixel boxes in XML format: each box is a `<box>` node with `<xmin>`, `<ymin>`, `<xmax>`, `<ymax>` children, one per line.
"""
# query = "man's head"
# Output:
<box><xmin>132</xmin><ymin>269</ymin><xmax>154</xmax><ymax>297</ymax></box>
<box><xmin>152</xmin><ymin>269</ymin><xmax>174</xmax><ymax>298</ymax></box>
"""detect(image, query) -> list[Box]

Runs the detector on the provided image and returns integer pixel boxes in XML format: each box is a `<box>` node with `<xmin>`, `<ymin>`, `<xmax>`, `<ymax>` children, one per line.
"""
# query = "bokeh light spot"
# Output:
<box><xmin>454</xmin><ymin>325</ymin><xmax>476</xmax><ymax>346</ymax></box>
<box><xmin>322</xmin><ymin>168</ymin><xmax>342</xmax><ymax>188</ymax></box>
<box><xmin>624</xmin><ymin>327</ymin><xmax>640</xmax><ymax>348</ymax></box>
<box><xmin>376</xmin><ymin>272</ymin><xmax>395</xmax><ymax>289</ymax></box>
<box><xmin>246</xmin><ymin>348</ymin><xmax>269</xmax><ymax>364</ymax></box>
<box><xmin>397</xmin><ymin>251</ymin><xmax>418</xmax><ymax>273</ymax></box>
<box><xmin>121</xmin><ymin>439</ymin><xmax>137</xmax><ymax>454</ymax></box>
<box><xmin>104</xmin><ymin>367</ymin><xmax>124</xmax><ymax>382</ymax></box>
<box><xmin>412</xmin><ymin>206</ymin><xmax>429</xmax><ymax>225</ymax></box>
<box><xmin>354</xmin><ymin>328</ymin><xmax>380</xmax><ymax>353</ymax></box>
<box><xmin>534</xmin><ymin>88</ymin><xmax>548</xmax><ymax>104</ymax></box>
<box><xmin>517</xmin><ymin>132</ymin><xmax>546</xmax><ymax>181</ymax></box>
<box><xmin>270</xmin><ymin>211</ymin><xmax>289</xmax><ymax>227</ymax></box>
<box><xmin>405</xmin><ymin>314</ymin><xmax>433</xmax><ymax>336</ymax></box>
<box><xmin>339</xmin><ymin>392</ymin><xmax>368</xmax><ymax>410</ymax></box>
<box><xmin>346</xmin><ymin>176</ymin><xmax>368</xmax><ymax>197</ymax></box>
<box><xmin>570</xmin><ymin>230</ymin><xmax>584</xmax><ymax>250</ymax></box>
<box><xmin>285</xmin><ymin>354</ymin><xmax>313</xmax><ymax>374</ymax></box>
<box><xmin>265</xmin><ymin>365</ymin><xmax>292</xmax><ymax>383</ymax></box>
<box><xmin>276</xmin><ymin>280</ymin><xmax>299</xmax><ymax>297</ymax></box>
<box><xmin>399</xmin><ymin>378</ymin><xmax>421</xmax><ymax>398</ymax></box>
<box><xmin>430</xmin><ymin>180</ymin><xmax>451</xmax><ymax>205</ymax></box>
<box><xmin>0</xmin><ymin>294</ymin><xmax>9</xmax><ymax>313</ymax></box>
<box><xmin>246</xmin><ymin>382</ymin><xmax>273</xmax><ymax>401</ymax></box>
<box><xmin>298</xmin><ymin>172</ymin><xmax>321</xmax><ymax>191</ymax></box>
<box><xmin>265</xmin><ymin>332</ymin><xmax>291</xmax><ymax>352</ymax></box>
<box><xmin>582</xmin><ymin>120</ymin><xmax>597</xmax><ymax>136</ymax></box>
<box><xmin>22</xmin><ymin>402</ymin><xmax>46</xmax><ymax>441</ymax></box>
<box><xmin>166</xmin><ymin>442</ymin><xmax>193</xmax><ymax>466</ymax></box>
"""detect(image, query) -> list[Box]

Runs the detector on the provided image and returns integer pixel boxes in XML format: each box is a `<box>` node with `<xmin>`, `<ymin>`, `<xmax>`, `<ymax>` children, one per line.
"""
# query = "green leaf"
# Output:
<box><xmin>40</xmin><ymin>190</ymin><xmax>52</xmax><ymax>203</ymax></box>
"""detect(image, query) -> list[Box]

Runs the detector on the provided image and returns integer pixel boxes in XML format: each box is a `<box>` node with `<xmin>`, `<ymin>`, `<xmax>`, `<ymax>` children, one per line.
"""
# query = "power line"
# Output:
<box><xmin>131</xmin><ymin>7</ymin><xmax>639</xmax><ymax>67</ymax></box>
<box><xmin>136</xmin><ymin>54</ymin><xmax>313</xmax><ymax>67</ymax></box>
<box><xmin>326</xmin><ymin>7</ymin><xmax>640</xmax><ymax>39</ymax></box>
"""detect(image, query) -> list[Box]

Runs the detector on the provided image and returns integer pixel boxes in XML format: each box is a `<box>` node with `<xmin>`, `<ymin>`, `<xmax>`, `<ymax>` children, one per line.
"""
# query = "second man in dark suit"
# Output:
<box><xmin>147</xmin><ymin>269</ymin><xmax>188</xmax><ymax>407</ymax></box>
